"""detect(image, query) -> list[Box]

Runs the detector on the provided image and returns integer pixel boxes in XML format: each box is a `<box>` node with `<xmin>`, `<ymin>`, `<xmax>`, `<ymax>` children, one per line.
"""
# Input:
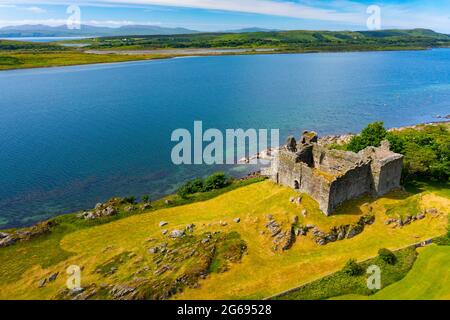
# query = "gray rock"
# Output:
<box><xmin>417</xmin><ymin>213</ymin><xmax>426</xmax><ymax>220</ymax></box>
<box><xmin>0</xmin><ymin>235</ymin><xmax>16</xmax><ymax>248</ymax></box>
<box><xmin>347</xmin><ymin>224</ymin><xmax>364</xmax><ymax>239</ymax></box>
<box><xmin>0</xmin><ymin>232</ymin><xmax>9</xmax><ymax>239</ymax></box>
<box><xmin>233</xmin><ymin>218</ymin><xmax>241</xmax><ymax>223</ymax></box>
<box><xmin>70</xmin><ymin>287</ymin><xmax>85</xmax><ymax>296</ymax></box>
<box><xmin>148</xmin><ymin>247</ymin><xmax>159</xmax><ymax>254</ymax></box>
<box><xmin>48</xmin><ymin>272</ymin><xmax>59</xmax><ymax>282</ymax></box>
<box><xmin>169</xmin><ymin>229</ymin><xmax>185</xmax><ymax>238</ymax></box>
<box><xmin>159</xmin><ymin>221</ymin><xmax>168</xmax><ymax>227</ymax></box>
<box><xmin>124</xmin><ymin>205</ymin><xmax>135</xmax><ymax>212</ymax></box>
<box><xmin>162</xmin><ymin>229</ymin><xmax>168</xmax><ymax>235</ymax></box>
<box><xmin>38</xmin><ymin>278</ymin><xmax>47</xmax><ymax>288</ymax></box>
<box><xmin>185</xmin><ymin>223</ymin><xmax>195</xmax><ymax>232</ymax></box>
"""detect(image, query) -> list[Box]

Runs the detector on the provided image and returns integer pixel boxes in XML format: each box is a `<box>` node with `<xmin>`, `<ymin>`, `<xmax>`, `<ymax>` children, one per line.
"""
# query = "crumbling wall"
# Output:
<box><xmin>298</xmin><ymin>165</ymin><xmax>332</xmax><ymax>214</ymax></box>
<box><xmin>328</xmin><ymin>163</ymin><xmax>372</xmax><ymax>213</ymax></box>
<box><xmin>371</xmin><ymin>156</ymin><xmax>403</xmax><ymax>195</ymax></box>
<box><xmin>276</xmin><ymin>150</ymin><xmax>303</xmax><ymax>188</ymax></box>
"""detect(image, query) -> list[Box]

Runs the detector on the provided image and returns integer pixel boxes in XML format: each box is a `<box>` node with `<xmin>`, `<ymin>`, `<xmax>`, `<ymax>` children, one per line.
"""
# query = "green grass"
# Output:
<box><xmin>0</xmin><ymin>177</ymin><xmax>264</xmax><ymax>286</ymax></box>
<box><xmin>0</xmin><ymin>178</ymin><xmax>447</xmax><ymax>299</ymax></box>
<box><xmin>272</xmin><ymin>246</ymin><xmax>418</xmax><ymax>300</ymax></box>
<box><xmin>0</xmin><ymin>52</ymin><xmax>163</xmax><ymax>71</ymax></box>
<box><xmin>73</xmin><ymin>29</ymin><xmax>450</xmax><ymax>51</ymax></box>
<box><xmin>385</xmin><ymin>194</ymin><xmax>421</xmax><ymax>219</ymax></box>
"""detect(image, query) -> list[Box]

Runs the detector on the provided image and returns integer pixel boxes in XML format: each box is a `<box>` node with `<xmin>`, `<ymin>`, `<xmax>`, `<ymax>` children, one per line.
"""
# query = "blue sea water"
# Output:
<box><xmin>0</xmin><ymin>49</ymin><xmax>449</xmax><ymax>228</ymax></box>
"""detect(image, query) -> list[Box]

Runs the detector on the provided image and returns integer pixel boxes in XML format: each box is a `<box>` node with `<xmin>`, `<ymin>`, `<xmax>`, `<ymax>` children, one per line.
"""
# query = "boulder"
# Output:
<box><xmin>347</xmin><ymin>224</ymin><xmax>364</xmax><ymax>239</ymax></box>
<box><xmin>185</xmin><ymin>224</ymin><xmax>195</xmax><ymax>232</ymax></box>
<box><xmin>159</xmin><ymin>221</ymin><xmax>168</xmax><ymax>227</ymax></box>
<box><xmin>0</xmin><ymin>232</ymin><xmax>9</xmax><ymax>239</ymax></box>
<box><xmin>0</xmin><ymin>235</ymin><xmax>17</xmax><ymax>248</ymax></box>
<box><xmin>417</xmin><ymin>213</ymin><xmax>426</xmax><ymax>220</ymax></box>
<box><xmin>233</xmin><ymin>218</ymin><xmax>241</xmax><ymax>223</ymax></box>
<box><xmin>124</xmin><ymin>206</ymin><xmax>135</xmax><ymax>212</ymax></box>
<box><xmin>140</xmin><ymin>203</ymin><xmax>152</xmax><ymax>210</ymax></box>
<box><xmin>48</xmin><ymin>272</ymin><xmax>59</xmax><ymax>282</ymax></box>
<box><xmin>169</xmin><ymin>229</ymin><xmax>185</xmax><ymax>239</ymax></box>
<box><xmin>38</xmin><ymin>278</ymin><xmax>47</xmax><ymax>288</ymax></box>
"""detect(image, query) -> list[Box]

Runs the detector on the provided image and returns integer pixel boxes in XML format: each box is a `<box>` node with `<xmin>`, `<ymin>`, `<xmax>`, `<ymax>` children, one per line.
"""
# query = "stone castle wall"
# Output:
<box><xmin>268</xmin><ymin>131</ymin><xmax>403</xmax><ymax>215</ymax></box>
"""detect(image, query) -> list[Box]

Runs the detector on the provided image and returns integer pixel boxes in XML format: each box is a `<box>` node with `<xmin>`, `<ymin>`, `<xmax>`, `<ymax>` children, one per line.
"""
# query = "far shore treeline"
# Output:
<box><xmin>1</xmin><ymin>28</ymin><xmax>450</xmax><ymax>70</ymax></box>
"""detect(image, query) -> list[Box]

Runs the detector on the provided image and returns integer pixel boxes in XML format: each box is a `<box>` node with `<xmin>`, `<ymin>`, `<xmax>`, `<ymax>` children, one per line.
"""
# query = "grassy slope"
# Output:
<box><xmin>77</xmin><ymin>29</ymin><xmax>450</xmax><ymax>51</ymax></box>
<box><xmin>273</xmin><ymin>246</ymin><xmax>418</xmax><ymax>300</ymax></box>
<box><xmin>0</xmin><ymin>52</ymin><xmax>165</xmax><ymax>71</ymax></box>
<box><xmin>334</xmin><ymin>245</ymin><xmax>450</xmax><ymax>300</ymax></box>
<box><xmin>0</xmin><ymin>179</ymin><xmax>447</xmax><ymax>300</ymax></box>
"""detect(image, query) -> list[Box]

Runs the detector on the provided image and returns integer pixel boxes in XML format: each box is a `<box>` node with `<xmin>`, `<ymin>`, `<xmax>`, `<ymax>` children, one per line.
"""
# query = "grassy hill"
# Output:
<box><xmin>333</xmin><ymin>245</ymin><xmax>450</xmax><ymax>300</ymax></box>
<box><xmin>80</xmin><ymin>28</ymin><xmax>450</xmax><ymax>51</ymax></box>
<box><xmin>1</xmin><ymin>29</ymin><xmax>449</xmax><ymax>71</ymax></box>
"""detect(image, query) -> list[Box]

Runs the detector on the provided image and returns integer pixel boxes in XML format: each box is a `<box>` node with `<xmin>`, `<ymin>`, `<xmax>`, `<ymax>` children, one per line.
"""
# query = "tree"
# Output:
<box><xmin>342</xmin><ymin>259</ymin><xmax>363</xmax><ymax>276</ymax></box>
<box><xmin>347</xmin><ymin>122</ymin><xmax>387</xmax><ymax>152</ymax></box>
<box><xmin>204</xmin><ymin>172</ymin><xmax>229</xmax><ymax>191</ymax></box>
<box><xmin>378</xmin><ymin>248</ymin><xmax>397</xmax><ymax>265</ymax></box>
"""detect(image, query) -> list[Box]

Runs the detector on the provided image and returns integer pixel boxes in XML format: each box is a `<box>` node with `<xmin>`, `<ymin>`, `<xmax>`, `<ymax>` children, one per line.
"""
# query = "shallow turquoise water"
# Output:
<box><xmin>0</xmin><ymin>49</ymin><xmax>449</xmax><ymax>228</ymax></box>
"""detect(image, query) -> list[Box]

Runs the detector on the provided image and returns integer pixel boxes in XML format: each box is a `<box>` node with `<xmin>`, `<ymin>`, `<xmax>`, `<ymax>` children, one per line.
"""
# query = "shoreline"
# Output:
<box><xmin>1</xmin><ymin>46</ymin><xmax>448</xmax><ymax>72</ymax></box>
<box><xmin>2</xmin><ymin>120</ymin><xmax>448</xmax><ymax>231</ymax></box>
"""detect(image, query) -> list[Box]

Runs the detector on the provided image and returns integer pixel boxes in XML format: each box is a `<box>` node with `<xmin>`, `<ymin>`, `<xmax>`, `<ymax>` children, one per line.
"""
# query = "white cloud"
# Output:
<box><xmin>0</xmin><ymin>18</ymin><xmax>161</xmax><ymax>28</ymax></box>
<box><xmin>0</xmin><ymin>0</ymin><xmax>449</xmax><ymax>32</ymax></box>
<box><xmin>24</xmin><ymin>6</ymin><xmax>47</xmax><ymax>13</ymax></box>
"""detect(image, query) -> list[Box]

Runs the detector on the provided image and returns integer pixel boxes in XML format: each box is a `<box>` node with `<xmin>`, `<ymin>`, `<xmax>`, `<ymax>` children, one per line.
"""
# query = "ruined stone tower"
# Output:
<box><xmin>266</xmin><ymin>131</ymin><xmax>403</xmax><ymax>215</ymax></box>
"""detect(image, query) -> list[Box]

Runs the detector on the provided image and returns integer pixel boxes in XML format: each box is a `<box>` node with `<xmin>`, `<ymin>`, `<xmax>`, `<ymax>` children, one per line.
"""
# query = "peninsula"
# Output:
<box><xmin>1</xmin><ymin>28</ymin><xmax>450</xmax><ymax>70</ymax></box>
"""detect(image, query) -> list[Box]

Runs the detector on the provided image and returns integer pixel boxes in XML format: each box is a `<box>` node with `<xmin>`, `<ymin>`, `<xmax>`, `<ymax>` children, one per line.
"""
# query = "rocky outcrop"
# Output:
<box><xmin>312</xmin><ymin>213</ymin><xmax>375</xmax><ymax>245</ymax></box>
<box><xmin>77</xmin><ymin>201</ymin><xmax>118</xmax><ymax>220</ymax></box>
<box><xmin>0</xmin><ymin>220</ymin><xmax>56</xmax><ymax>248</ymax></box>
<box><xmin>265</xmin><ymin>216</ymin><xmax>296</xmax><ymax>252</ymax></box>
<box><xmin>384</xmin><ymin>208</ymin><xmax>437</xmax><ymax>228</ymax></box>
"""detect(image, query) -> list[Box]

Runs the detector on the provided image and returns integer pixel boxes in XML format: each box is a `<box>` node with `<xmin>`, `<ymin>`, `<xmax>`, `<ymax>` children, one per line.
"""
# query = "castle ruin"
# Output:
<box><xmin>266</xmin><ymin>131</ymin><xmax>403</xmax><ymax>215</ymax></box>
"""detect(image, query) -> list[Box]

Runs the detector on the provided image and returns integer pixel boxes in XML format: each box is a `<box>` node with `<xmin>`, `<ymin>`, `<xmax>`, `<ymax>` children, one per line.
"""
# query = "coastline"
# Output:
<box><xmin>2</xmin><ymin>120</ymin><xmax>448</xmax><ymax>232</ymax></box>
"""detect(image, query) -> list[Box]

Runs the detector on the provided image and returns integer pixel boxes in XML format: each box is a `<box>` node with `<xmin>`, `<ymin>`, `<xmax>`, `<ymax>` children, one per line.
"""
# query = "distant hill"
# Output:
<box><xmin>224</xmin><ymin>27</ymin><xmax>279</xmax><ymax>33</ymax></box>
<box><xmin>83</xmin><ymin>28</ymin><xmax>450</xmax><ymax>52</ymax></box>
<box><xmin>0</xmin><ymin>24</ymin><xmax>200</xmax><ymax>37</ymax></box>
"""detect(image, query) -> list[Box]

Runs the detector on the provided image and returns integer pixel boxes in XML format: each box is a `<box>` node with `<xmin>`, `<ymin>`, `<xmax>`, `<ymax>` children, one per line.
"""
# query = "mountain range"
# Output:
<box><xmin>0</xmin><ymin>24</ymin><xmax>278</xmax><ymax>38</ymax></box>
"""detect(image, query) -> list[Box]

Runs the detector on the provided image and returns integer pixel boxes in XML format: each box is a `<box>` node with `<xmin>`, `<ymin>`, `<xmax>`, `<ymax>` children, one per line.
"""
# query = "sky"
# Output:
<box><xmin>0</xmin><ymin>0</ymin><xmax>449</xmax><ymax>33</ymax></box>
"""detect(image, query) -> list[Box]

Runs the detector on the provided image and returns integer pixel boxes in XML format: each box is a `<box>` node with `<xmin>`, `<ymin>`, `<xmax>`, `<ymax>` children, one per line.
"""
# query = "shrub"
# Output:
<box><xmin>141</xmin><ymin>195</ymin><xmax>150</xmax><ymax>203</ymax></box>
<box><xmin>378</xmin><ymin>248</ymin><xmax>397</xmax><ymax>265</ymax></box>
<box><xmin>347</xmin><ymin>122</ymin><xmax>387</xmax><ymax>152</ymax></box>
<box><xmin>342</xmin><ymin>259</ymin><xmax>363</xmax><ymax>276</ymax></box>
<box><xmin>204</xmin><ymin>172</ymin><xmax>229</xmax><ymax>191</ymax></box>
<box><xmin>177</xmin><ymin>178</ymin><xmax>205</xmax><ymax>199</ymax></box>
<box><xmin>122</xmin><ymin>196</ymin><xmax>136</xmax><ymax>204</ymax></box>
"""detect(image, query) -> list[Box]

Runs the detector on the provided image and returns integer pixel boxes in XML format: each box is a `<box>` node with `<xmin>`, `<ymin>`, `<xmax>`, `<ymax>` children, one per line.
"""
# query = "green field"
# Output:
<box><xmin>1</xmin><ymin>28</ymin><xmax>450</xmax><ymax>71</ymax></box>
<box><xmin>334</xmin><ymin>245</ymin><xmax>450</xmax><ymax>300</ymax></box>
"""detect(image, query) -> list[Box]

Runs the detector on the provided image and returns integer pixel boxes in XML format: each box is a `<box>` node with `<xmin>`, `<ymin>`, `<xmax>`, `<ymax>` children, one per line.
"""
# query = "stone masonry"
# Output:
<box><xmin>265</xmin><ymin>131</ymin><xmax>403</xmax><ymax>215</ymax></box>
